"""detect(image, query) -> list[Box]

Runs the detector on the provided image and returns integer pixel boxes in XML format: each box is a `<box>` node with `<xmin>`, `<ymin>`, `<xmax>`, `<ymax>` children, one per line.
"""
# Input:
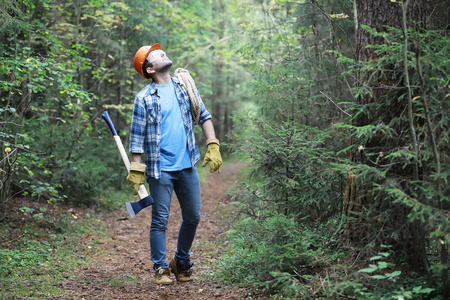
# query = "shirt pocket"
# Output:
<box><xmin>147</xmin><ymin>107</ymin><xmax>157</xmax><ymax>124</ymax></box>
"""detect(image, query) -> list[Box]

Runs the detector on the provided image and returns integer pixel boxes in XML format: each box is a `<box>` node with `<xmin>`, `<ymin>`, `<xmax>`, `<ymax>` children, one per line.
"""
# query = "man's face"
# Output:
<box><xmin>146</xmin><ymin>49</ymin><xmax>172</xmax><ymax>72</ymax></box>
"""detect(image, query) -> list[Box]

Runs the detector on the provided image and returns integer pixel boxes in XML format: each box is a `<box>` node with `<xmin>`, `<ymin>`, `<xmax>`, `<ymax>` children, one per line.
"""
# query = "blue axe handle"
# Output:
<box><xmin>102</xmin><ymin>110</ymin><xmax>119</xmax><ymax>136</ymax></box>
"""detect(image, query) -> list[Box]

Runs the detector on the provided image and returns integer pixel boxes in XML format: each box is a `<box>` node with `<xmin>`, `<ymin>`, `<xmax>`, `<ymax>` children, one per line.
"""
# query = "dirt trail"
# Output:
<box><xmin>64</xmin><ymin>163</ymin><xmax>247</xmax><ymax>299</ymax></box>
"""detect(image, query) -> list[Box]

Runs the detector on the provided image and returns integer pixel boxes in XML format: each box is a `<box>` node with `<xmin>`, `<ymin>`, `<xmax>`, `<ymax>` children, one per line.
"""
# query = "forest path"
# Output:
<box><xmin>64</xmin><ymin>162</ymin><xmax>247</xmax><ymax>299</ymax></box>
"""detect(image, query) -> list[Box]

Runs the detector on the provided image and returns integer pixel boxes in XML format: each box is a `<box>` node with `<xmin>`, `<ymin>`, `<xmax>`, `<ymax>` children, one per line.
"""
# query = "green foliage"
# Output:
<box><xmin>230</xmin><ymin>61</ymin><xmax>344</xmax><ymax>224</ymax></box>
<box><xmin>216</xmin><ymin>215</ymin><xmax>329</xmax><ymax>298</ymax></box>
<box><xmin>0</xmin><ymin>202</ymin><xmax>108</xmax><ymax>298</ymax></box>
<box><xmin>335</xmin><ymin>22</ymin><xmax>450</xmax><ymax>292</ymax></box>
<box><xmin>1</xmin><ymin>0</ymin><xmax>248</xmax><ymax>210</ymax></box>
<box><xmin>334</xmin><ymin>248</ymin><xmax>436</xmax><ymax>300</ymax></box>
<box><xmin>0</xmin><ymin>240</ymin><xmax>52</xmax><ymax>277</ymax></box>
<box><xmin>221</xmin><ymin>0</ymin><xmax>449</xmax><ymax>298</ymax></box>
<box><xmin>0</xmin><ymin>0</ymin><xmax>140</xmax><ymax>208</ymax></box>
<box><xmin>0</xmin><ymin>36</ymin><xmax>100</xmax><ymax>205</ymax></box>
<box><xmin>0</xmin><ymin>0</ymin><xmax>31</xmax><ymax>34</ymax></box>
<box><xmin>219</xmin><ymin>2</ymin><xmax>353</xmax><ymax>297</ymax></box>
<box><xmin>1</xmin><ymin>0</ymin><xmax>449</xmax><ymax>297</ymax></box>
<box><xmin>358</xmin><ymin>248</ymin><xmax>402</xmax><ymax>280</ymax></box>
<box><xmin>22</xmin><ymin>119</ymin><xmax>126</xmax><ymax>204</ymax></box>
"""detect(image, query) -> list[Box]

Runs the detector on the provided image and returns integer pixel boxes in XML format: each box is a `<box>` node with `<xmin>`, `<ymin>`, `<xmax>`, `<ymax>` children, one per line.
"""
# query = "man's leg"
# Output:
<box><xmin>173</xmin><ymin>167</ymin><xmax>201</xmax><ymax>265</ymax></box>
<box><xmin>147</xmin><ymin>171</ymin><xmax>175</xmax><ymax>269</ymax></box>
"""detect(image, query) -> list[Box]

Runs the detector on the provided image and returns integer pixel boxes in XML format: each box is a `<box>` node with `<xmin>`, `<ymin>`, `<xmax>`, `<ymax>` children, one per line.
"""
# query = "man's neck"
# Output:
<box><xmin>153</xmin><ymin>72</ymin><xmax>171</xmax><ymax>86</ymax></box>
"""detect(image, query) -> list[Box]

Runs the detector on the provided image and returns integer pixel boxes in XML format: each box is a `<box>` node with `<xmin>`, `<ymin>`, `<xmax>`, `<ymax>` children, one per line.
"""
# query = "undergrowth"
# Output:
<box><xmin>0</xmin><ymin>198</ymin><xmax>109</xmax><ymax>299</ymax></box>
<box><xmin>215</xmin><ymin>215</ymin><xmax>340</xmax><ymax>298</ymax></box>
<box><xmin>215</xmin><ymin>215</ymin><xmax>441</xmax><ymax>299</ymax></box>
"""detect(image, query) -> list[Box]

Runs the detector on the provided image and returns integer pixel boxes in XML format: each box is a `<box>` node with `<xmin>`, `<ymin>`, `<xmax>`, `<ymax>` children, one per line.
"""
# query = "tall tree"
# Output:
<box><xmin>343</xmin><ymin>1</ymin><xmax>449</xmax><ymax>291</ymax></box>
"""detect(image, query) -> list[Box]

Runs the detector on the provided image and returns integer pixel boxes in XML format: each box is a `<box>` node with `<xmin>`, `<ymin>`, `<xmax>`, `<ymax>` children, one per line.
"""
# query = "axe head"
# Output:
<box><xmin>126</xmin><ymin>195</ymin><xmax>154</xmax><ymax>218</ymax></box>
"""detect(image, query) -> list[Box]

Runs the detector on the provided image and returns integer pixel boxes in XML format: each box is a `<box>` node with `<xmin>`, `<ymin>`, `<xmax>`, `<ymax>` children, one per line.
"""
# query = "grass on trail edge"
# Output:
<box><xmin>0</xmin><ymin>199</ymin><xmax>110</xmax><ymax>299</ymax></box>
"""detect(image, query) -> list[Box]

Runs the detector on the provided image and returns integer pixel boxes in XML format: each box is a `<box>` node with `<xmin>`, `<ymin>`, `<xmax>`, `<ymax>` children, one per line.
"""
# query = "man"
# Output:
<box><xmin>127</xmin><ymin>43</ymin><xmax>222</xmax><ymax>285</ymax></box>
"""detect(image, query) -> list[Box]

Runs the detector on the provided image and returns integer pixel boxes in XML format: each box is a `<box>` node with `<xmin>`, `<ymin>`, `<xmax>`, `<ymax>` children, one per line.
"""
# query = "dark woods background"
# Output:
<box><xmin>1</xmin><ymin>0</ymin><xmax>449</xmax><ymax>298</ymax></box>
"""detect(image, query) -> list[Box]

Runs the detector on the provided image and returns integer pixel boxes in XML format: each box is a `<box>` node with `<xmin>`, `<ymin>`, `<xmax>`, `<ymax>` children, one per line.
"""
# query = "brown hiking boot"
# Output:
<box><xmin>169</xmin><ymin>257</ymin><xmax>193</xmax><ymax>282</ymax></box>
<box><xmin>154</xmin><ymin>267</ymin><xmax>173</xmax><ymax>285</ymax></box>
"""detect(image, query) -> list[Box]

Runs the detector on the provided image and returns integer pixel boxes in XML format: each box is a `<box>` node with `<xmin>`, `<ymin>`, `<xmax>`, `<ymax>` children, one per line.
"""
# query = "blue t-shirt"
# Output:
<box><xmin>157</xmin><ymin>80</ymin><xmax>192</xmax><ymax>171</ymax></box>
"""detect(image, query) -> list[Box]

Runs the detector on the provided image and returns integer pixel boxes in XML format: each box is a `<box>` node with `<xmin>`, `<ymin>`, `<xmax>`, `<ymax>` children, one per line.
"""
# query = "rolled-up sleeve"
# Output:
<box><xmin>197</xmin><ymin>91</ymin><xmax>212</xmax><ymax>125</ymax></box>
<box><xmin>129</xmin><ymin>98</ymin><xmax>146</xmax><ymax>154</ymax></box>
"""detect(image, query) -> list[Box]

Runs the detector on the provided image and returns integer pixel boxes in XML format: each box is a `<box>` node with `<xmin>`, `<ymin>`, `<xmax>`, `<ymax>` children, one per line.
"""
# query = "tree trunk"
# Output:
<box><xmin>212</xmin><ymin>0</ymin><xmax>226</xmax><ymax>143</ymax></box>
<box><xmin>343</xmin><ymin>0</ymin><xmax>432</xmax><ymax>273</ymax></box>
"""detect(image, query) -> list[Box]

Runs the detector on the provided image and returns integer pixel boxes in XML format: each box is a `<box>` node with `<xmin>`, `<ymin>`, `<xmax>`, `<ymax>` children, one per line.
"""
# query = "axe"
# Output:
<box><xmin>102</xmin><ymin>111</ymin><xmax>154</xmax><ymax>218</ymax></box>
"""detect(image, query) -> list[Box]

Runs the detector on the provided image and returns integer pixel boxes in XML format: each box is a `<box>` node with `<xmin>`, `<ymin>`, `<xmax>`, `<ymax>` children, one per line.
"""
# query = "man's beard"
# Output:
<box><xmin>156</xmin><ymin>61</ymin><xmax>172</xmax><ymax>73</ymax></box>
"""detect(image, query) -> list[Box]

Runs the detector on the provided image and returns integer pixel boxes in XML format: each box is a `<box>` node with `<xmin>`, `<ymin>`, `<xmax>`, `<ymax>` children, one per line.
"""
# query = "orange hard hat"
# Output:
<box><xmin>133</xmin><ymin>43</ymin><xmax>161</xmax><ymax>78</ymax></box>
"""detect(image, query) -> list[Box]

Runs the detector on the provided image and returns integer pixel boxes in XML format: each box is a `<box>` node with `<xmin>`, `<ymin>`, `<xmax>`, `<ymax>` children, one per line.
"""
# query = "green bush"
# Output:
<box><xmin>216</xmin><ymin>215</ymin><xmax>329</xmax><ymax>297</ymax></box>
<box><xmin>328</xmin><ymin>248</ymin><xmax>437</xmax><ymax>300</ymax></box>
<box><xmin>24</xmin><ymin>119</ymin><xmax>127</xmax><ymax>205</ymax></box>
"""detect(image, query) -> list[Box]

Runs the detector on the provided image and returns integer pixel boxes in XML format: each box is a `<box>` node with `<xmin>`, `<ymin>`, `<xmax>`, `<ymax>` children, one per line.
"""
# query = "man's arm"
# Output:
<box><xmin>131</xmin><ymin>153</ymin><xmax>143</xmax><ymax>163</ymax></box>
<box><xmin>201</xmin><ymin>119</ymin><xmax>216</xmax><ymax>140</ymax></box>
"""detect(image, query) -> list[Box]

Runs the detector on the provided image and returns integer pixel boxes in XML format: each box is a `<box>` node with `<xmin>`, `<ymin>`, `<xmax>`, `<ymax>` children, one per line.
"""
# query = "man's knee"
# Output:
<box><xmin>151</xmin><ymin>222</ymin><xmax>168</xmax><ymax>231</ymax></box>
<box><xmin>151</xmin><ymin>214</ymin><xmax>169</xmax><ymax>231</ymax></box>
<box><xmin>184</xmin><ymin>213</ymin><xmax>201</xmax><ymax>227</ymax></box>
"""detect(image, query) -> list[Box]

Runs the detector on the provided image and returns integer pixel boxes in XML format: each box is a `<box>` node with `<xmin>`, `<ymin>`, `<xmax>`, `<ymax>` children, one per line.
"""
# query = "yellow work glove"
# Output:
<box><xmin>202</xmin><ymin>138</ymin><xmax>222</xmax><ymax>173</ymax></box>
<box><xmin>126</xmin><ymin>161</ymin><xmax>146</xmax><ymax>195</ymax></box>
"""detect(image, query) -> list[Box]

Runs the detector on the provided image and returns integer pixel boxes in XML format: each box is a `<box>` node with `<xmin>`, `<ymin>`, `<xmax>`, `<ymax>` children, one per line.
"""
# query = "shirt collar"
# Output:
<box><xmin>172</xmin><ymin>76</ymin><xmax>180</xmax><ymax>84</ymax></box>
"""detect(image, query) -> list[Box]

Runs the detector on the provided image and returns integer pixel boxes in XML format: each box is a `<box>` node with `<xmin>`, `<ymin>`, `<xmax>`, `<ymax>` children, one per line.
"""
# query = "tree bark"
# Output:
<box><xmin>343</xmin><ymin>0</ymin><xmax>432</xmax><ymax>273</ymax></box>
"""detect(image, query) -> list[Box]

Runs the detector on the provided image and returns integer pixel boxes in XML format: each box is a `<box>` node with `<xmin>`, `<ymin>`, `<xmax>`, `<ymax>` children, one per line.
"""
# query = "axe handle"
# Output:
<box><xmin>113</xmin><ymin>135</ymin><xmax>131</xmax><ymax>171</ymax></box>
<box><xmin>103</xmin><ymin>111</ymin><xmax>149</xmax><ymax>199</ymax></box>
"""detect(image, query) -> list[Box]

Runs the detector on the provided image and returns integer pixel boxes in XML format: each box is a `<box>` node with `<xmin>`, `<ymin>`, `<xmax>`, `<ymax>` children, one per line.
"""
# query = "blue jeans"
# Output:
<box><xmin>147</xmin><ymin>167</ymin><xmax>201</xmax><ymax>269</ymax></box>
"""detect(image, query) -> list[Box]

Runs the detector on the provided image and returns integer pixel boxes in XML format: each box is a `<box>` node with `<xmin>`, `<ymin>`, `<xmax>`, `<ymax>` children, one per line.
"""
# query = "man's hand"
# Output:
<box><xmin>126</xmin><ymin>161</ymin><xmax>146</xmax><ymax>195</ymax></box>
<box><xmin>202</xmin><ymin>138</ymin><xmax>222</xmax><ymax>173</ymax></box>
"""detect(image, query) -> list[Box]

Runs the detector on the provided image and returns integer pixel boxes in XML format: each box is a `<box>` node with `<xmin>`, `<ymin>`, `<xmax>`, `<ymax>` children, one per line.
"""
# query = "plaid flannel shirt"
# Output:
<box><xmin>129</xmin><ymin>76</ymin><xmax>211</xmax><ymax>179</ymax></box>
